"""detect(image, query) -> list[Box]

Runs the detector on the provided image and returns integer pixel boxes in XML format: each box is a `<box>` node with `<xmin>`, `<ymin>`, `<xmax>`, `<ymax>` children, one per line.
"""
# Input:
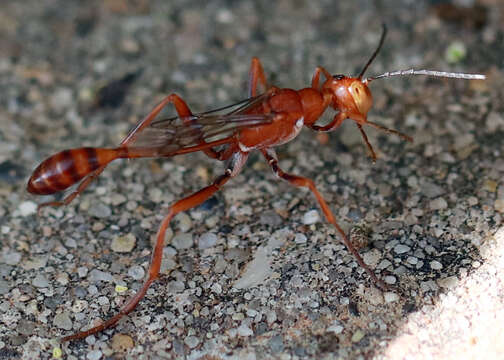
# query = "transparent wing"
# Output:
<box><xmin>127</xmin><ymin>94</ymin><xmax>272</xmax><ymax>154</ymax></box>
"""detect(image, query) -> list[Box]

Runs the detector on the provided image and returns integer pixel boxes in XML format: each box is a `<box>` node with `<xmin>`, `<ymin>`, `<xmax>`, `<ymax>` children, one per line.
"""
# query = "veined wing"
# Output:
<box><xmin>127</xmin><ymin>94</ymin><xmax>272</xmax><ymax>154</ymax></box>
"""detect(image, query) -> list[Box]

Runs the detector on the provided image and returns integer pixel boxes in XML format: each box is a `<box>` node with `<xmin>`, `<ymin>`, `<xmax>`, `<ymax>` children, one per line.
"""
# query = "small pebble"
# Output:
<box><xmin>327</xmin><ymin>321</ymin><xmax>344</xmax><ymax>334</ymax></box>
<box><xmin>430</xmin><ymin>260</ymin><xmax>443</xmax><ymax>270</ymax></box>
<box><xmin>384</xmin><ymin>292</ymin><xmax>399</xmax><ymax>303</ymax></box>
<box><xmin>77</xmin><ymin>267</ymin><xmax>89</xmax><ymax>277</ymax></box>
<box><xmin>437</xmin><ymin>276</ymin><xmax>458</xmax><ymax>288</ymax></box>
<box><xmin>269</xmin><ymin>335</ymin><xmax>284</xmax><ymax>353</ymax></box>
<box><xmin>98</xmin><ymin>296</ymin><xmax>110</xmax><ymax>306</ymax></box>
<box><xmin>110</xmin><ymin>194</ymin><xmax>127</xmax><ymax>206</ymax></box>
<box><xmin>172</xmin><ymin>233</ymin><xmax>194</xmax><ymax>249</ymax></box>
<box><xmin>246</xmin><ymin>309</ymin><xmax>258</xmax><ymax>317</ymax></box>
<box><xmin>128</xmin><ymin>265</ymin><xmax>145</xmax><ymax>280</ymax></box>
<box><xmin>64</xmin><ymin>238</ymin><xmax>77</xmax><ymax>248</ymax></box>
<box><xmin>302</xmin><ymin>210</ymin><xmax>320</xmax><ymax>225</ymax></box>
<box><xmin>238</xmin><ymin>323</ymin><xmax>253</xmax><ymax>337</ymax></box>
<box><xmin>184</xmin><ymin>335</ymin><xmax>200</xmax><ymax>349</ymax></box>
<box><xmin>482</xmin><ymin>179</ymin><xmax>498</xmax><ymax>193</ymax></box>
<box><xmin>18</xmin><ymin>201</ymin><xmax>37</xmax><ymax>217</ymax></box>
<box><xmin>384</xmin><ymin>275</ymin><xmax>396</xmax><ymax>285</ymax></box>
<box><xmin>111</xmin><ymin>233</ymin><xmax>136</xmax><ymax>253</ymax></box>
<box><xmin>174</xmin><ymin>213</ymin><xmax>192</xmax><ymax>232</ymax></box>
<box><xmin>32</xmin><ymin>274</ymin><xmax>50</xmax><ymax>288</ymax></box>
<box><xmin>0</xmin><ymin>279</ymin><xmax>9</xmax><ymax>295</ymax></box>
<box><xmin>266</xmin><ymin>311</ymin><xmax>277</xmax><ymax>325</ymax></box>
<box><xmin>52</xmin><ymin>347</ymin><xmax>62</xmax><ymax>359</ymax></box>
<box><xmin>86</xmin><ymin>349</ymin><xmax>103</xmax><ymax>360</ymax></box>
<box><xmin>50</xmin><ymin>87</ymin><xmax>73</xmax><ymax>112</ymax></box>
<box><xmin>294</xmin><ymin>233</ymin><xmax>307</xmax><ymax>244</ymax></box>
<box><xmin>351</xmin><ymin>329</ymin><xmax>365</xmax><ymax>343</ymax></box>
<box><xmin>111</xmin><ymin>334</ymin><xmax>134</xmax><ymax>352</ymax></box>
<box><xmin>55</xmin><ymin>273</ymin><xmax>69</xmax><ymax>286</ymax></box>
<box><xmin>2</xmin><ymin>252</ymin><xmax>21</xmax><ymax>265</ymax></box>
<box><xmin>87</xmin><ymin>203</ymin><xmax>112</xmax><ymax>218</ymax></box>
<box><xmin>422</xmin><ymin>181</ymin><xmax>445</xmax><ymax>198</ymax></box>
<box><xmin>53</xmin><ymin>312</ymin><xmax>73</xmax><ymax>330</ymax></box>
<box><xmin>429</xmin><ymin>197</ymin><xmax>448</xmax><ymax>211</ymax></box>
<box><xmin>71</xmin><ymin>300</ymin><xmax>88</xmax><ymax>313</ymax></box>
<box><xmin>232</xmin><ymin>312</ymin><xmax>245</xmax><ymax>321</ymax></box>
<box><xmin>363</xmin><ymin>249</ymin><xmax>382</xmax><ymax>267</ymax></box>
<box><xmin>211</xmin><ymin>282</ymin><xmax>222</xmax><ymax>295</ymax></box>
<box><xmin>406</xmin><ymin>256</ymin><xmax>418</xmax><ymax>265</ymax></box>
<box><xmin>394</xmin><ymin>244</ymin><xmax>411</xmax><ymax>254</ymax></box>
<box><xmin>377</xmin><ymin>259</ymin><xmax>392</xmax><ymax>270</ymax></box>
<box><xmin>89</xmin><ymin>269</ymin><xmax>114</xmax><ymax>283</ymax></box>
<box><xmin>494</xmin><ymin>199</ymin><xmax>504</xmax><ymax>213</ymax></box>
<box><xmin>115</xmin><ymin>285</ymin><xmax>128</xmax><ymax>293</ymax></box>
<box><xmin>198</xmin><ymin>232</ymin><xmax>218</xmax><ymax>249</ymax></box>
<box><xmin>148</xmin><ymin>188</ymin><xmax>163</xmax><ymax>203</ymax></box>
<box><xmin>161</xmin><ymin>256</ymin><xmax>177</xmax><ymax>273</ymax></box>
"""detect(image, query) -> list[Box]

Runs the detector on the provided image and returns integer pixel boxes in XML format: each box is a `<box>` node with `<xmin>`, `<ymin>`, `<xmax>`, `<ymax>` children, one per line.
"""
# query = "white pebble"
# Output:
<box><xmin>430</xmin><ymin>260</ymin><xmax>443</xmax><ymax>270</ymax></box>
<box><xmin>18</xmin><ymin>201</ymin><xmax>37</xmax><ymax>217</ymax></box>
<box><xmin>294</xmin><ymin>233</ymin><xmax>307</xmax><ymax>244</ymax></box>
<box><xmin>384</xmin><ymin>292</ymin><xmax>399</xmax><ymax>303</ymax></box>
<box><xmin>303</xmin><ymin>210</ymin><xmax>320</xmax><ymax>225</ymax></box>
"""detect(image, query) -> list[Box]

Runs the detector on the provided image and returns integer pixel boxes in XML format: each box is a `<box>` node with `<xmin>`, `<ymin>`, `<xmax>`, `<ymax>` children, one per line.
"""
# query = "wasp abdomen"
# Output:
<box><xmin>27</xmin><ymin>147</ymin><xmax>122</xmax><ymax>195</ymax></box>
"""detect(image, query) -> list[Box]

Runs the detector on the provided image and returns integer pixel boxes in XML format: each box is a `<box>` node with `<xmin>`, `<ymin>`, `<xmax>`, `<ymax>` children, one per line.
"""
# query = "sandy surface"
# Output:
<box><xmin>0</xmin><ymin>1</ymin><xmax>503</xmax><ymax>359</ymax></box>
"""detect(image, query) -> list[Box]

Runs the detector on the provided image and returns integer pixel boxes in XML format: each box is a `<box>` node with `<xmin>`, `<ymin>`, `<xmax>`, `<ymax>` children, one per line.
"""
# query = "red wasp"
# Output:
<box><xmin>27</xmin><ymin>25</ymin><xmax>485</xmax><ymax>342</ymax></box>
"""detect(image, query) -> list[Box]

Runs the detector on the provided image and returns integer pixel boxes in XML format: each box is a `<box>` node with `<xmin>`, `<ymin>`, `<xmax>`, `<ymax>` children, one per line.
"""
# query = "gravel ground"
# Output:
<box><xmin>1</xmin><ymin>1</ymin><xmax>503</xmax><ymax>359</ymax></box>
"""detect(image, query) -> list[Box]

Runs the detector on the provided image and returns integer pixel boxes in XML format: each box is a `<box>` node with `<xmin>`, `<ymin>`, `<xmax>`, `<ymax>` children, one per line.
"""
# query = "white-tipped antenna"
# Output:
<box><xmin>366</xmin><ymin>69</ymin><xmax>486</xmax><ymax>82</ymax></box>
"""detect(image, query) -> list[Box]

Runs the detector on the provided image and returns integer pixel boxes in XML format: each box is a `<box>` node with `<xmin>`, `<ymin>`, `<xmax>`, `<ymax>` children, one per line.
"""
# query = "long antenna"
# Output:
<box><xmin>358</xmin><ymin>24</ymin><xmax>387</xmax><ymax>79</ymax></box>
<box><xmin>366</xmin><ymin>69</ymin><xmax>486</xmax><ymax>82</ymax></box>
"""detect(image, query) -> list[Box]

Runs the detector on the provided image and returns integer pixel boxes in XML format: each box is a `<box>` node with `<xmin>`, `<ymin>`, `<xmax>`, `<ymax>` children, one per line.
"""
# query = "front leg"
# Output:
<box><xmin>308</xmin><ymin>111</ymin><xmax>347</xmax><ymax>132</ymax></box>
<box><xmin>261</xmin><ymin>148</ymin><xmax>387</xmax><ymax>289</ymax></box>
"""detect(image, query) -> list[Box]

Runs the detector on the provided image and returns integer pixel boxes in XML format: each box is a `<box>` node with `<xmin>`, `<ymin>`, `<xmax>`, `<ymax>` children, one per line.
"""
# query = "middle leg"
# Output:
<box><xmin>261</xmin><ymin>148</ymin><xmax>387</xmax><ymax>289</ymax></box>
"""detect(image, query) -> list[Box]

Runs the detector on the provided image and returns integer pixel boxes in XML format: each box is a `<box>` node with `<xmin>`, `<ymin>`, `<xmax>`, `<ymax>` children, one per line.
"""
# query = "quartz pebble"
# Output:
<box><xmin>303</xmin><ymin>210</ymin><xmax>320</xmax><ymax>225</ymax></box>
<box><xmin>430</xmin><ymin>260</ymin><xmax>443</xmax><ymax>270</ymax></box>
<box><xmin>18</xmin><ymin>201</ymin><xmax>37</xmax><ymax>217</ymax></box>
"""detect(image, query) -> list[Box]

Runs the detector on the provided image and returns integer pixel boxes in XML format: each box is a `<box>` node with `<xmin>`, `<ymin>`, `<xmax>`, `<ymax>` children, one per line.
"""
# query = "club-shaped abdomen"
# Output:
<box><xmin>27</xmin><ymin>147</ymin><xmax>119</xmax><ymax>195</ymax></box>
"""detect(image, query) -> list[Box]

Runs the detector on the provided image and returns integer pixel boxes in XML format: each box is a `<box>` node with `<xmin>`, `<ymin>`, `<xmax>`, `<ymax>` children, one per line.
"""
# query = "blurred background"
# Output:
<box><xmin>0</xmin><ymin>1</ymin><xmax>502</xmax><ymax>359</ymax></box>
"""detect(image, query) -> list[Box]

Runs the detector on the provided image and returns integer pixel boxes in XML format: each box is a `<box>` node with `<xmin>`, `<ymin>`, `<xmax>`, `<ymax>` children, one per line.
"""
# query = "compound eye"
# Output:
<box><xmin>349</xmin><ymin>82</ymin><xmax>372</xmax><ymax>116</ymax></box>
